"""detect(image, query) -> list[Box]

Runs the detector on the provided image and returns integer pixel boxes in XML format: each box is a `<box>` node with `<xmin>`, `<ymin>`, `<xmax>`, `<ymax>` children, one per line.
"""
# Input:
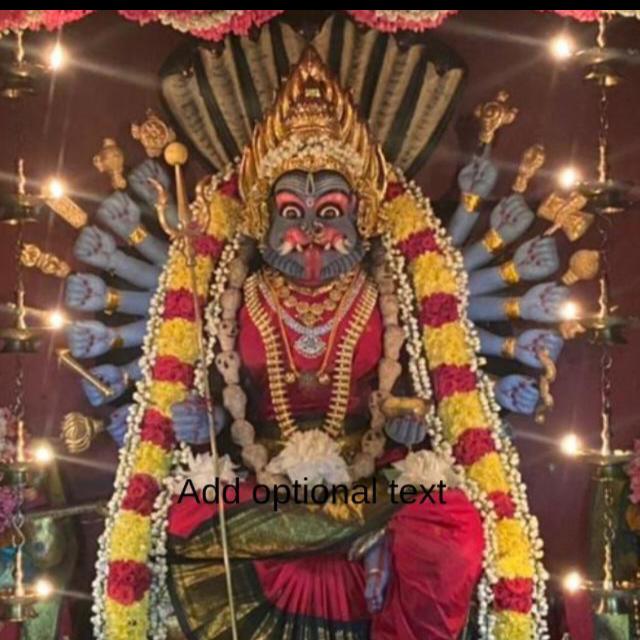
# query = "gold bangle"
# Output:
<box><xmin>482</xmin><ymin>228</ymin><xmax>505</xmax><ymax>254</ymax></box>
<box><xmin>501</xmin><ymin>336</ymin><xmax>517</xmax><ymax>359</ymax></box>
<box><xmin>128</xmin><ymin>225</ymin><xmax>149</xmax><ymax>246</ymax></box>
<box><xmin>104</xmin><ymin>288</ymin><xmax>120</xmax><ymax>315</ymax></box>
<box><xmin>503</xmin><ymin>298</ymin><xmax>521</xmax><ymax>320</ymax></box>
<box><xmin>111</xmin><ymin>334</ymin><xmax>124</xmax><ymax>350</ymax></box>
<box><xmin>462</xmin><ymin>192</ymin><xmax>481</xmax><ymax>213</ymax></box>
<box><xmin>498</xmin><ymin>260</ymin><xmax>520</xmax><ymax>285</ymax></box>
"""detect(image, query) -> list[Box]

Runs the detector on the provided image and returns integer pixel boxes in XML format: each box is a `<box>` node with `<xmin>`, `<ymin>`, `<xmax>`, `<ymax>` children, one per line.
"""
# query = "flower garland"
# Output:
<box><xmin>380</xmin><ymin>169</ymin><xmax>547</xmax><ymax>639</ymax></box>
<box><xmin>1</xmin><ymin>10</ymin><xmax>636</xmax><ymax>39</ymax></box>
<box><xmin>91</xmin><ymin>170</ymin><xmax>241</xmax><ymax>640</ymax></box>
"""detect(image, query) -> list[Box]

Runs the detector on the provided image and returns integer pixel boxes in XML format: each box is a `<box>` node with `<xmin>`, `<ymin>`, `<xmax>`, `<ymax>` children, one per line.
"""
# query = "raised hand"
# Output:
<box><xmin>384</xmin><ymin>415</ymin><xmax>427</xmax><ymax>447</ymax></box>
<box><xmin>457</xmin><ymin>147</ymin><xmax>498</xmax><ymax>198</ymax></box>
<box><xmin>97</xmin><ymin>191</ymin><xmax>168</xmax><ymax>266</ymax></box>
<box><xmin>67</xmin><ymin>320</ymin><xmax>116</xmax><ymax>358</ymax></box>
<box><xmin>449</xmin><ymin>148</ymin><xmax>498</xmax><ymax>247</ymax></box>
<box><xmin>469</xmin><ymin>236</ymin><xmax>559</xmax><ymax>296</ymax></box>
<box><xmin>65</xmin><ymin>273</ymin><xmax>107</xmax><ymax>312</ymax></box>
<box><xmin>74</xmin><ymin>225</ymin><xmax>160</xmax><ymax>290</ymax></box>
<box><xmin>107</xmin><ymin>405</ymin><xmax>131</xmax><ymax>447</ymax></box>
<box><xmin>129</xmin><ymin>159</ymin><xmax>179</xmax><ymax>230</ymax></box>
<box><xmin>495</xmin><ymin>375</ymin><xmax>539</xmax><ymax>415</ymax></box>
<box><xmin>82</xmin><ymin>364</ymin><xmax>128</xmax><ymax>406</ymax></box>
<box><xmin>489</xmin><ymin>194</ymin><xmax>535</xmax><ymax>244</ymax></box>
<box><xmin>128</xmin><ymin>159</ymin><xmax>172</xmax><ymax>207</ymax></box>
<box><xmin>74</xmin><ymin>226</ymin><xmax>117</xmax><ymax>271</ymax></box>
<box><xmin>463</xmin><ymin>194</ymin><xmax>536</xmax><ymax>271</ymax></box>
<box><xmin>97</xmin><ymin>191</ymin><xmax>141</xmax><ymax>239</ymax></box>
<box><xmin>520</xmin><ymin>282</ymin><xmax>570</xmax><ymax>322</ymax></box>
<box><xmin>515</xmin><ymin>330</ymin><xmax>563</xmax><ymax>368</ymax></box>
<box><xmin>171</xmin><ymin>397</ymin><xmax>226</xmax><ymax>445</ymax></box>
<box><xmin>513</xmin><ymin>236</ymin><xmax>559</xmax><ymax>281</ymax></box>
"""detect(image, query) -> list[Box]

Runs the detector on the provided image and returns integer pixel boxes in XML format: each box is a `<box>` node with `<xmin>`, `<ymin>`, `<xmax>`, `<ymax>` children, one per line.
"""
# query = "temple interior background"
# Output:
<box><xmin>1</xmin><ymin>9</ymin><xmax>640</xmax><ymax>638</ymax></box>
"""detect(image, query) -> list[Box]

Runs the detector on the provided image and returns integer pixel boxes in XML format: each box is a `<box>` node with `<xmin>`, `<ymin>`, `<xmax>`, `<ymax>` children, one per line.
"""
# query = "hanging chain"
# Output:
<box><xmin>601</xmin><ymin>474</ymin><xmax>615</xmax><ymax>589</ymax></box>
<box><xmin>596</xmin><ymin>15</ymin><xmax>610</xmax><ymax>185</ymax></box>
<box><xmin>12</xmin><ymin>217</ymin><xmax>26</xmax><ymax>422</ymax></box>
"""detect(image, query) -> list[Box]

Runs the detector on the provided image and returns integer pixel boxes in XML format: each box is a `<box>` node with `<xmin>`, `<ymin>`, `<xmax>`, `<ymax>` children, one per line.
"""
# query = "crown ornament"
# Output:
<box><xmin>239</xmin><ymin>47</ymin><xmax>387</xmax><ymax>240</ymax></box>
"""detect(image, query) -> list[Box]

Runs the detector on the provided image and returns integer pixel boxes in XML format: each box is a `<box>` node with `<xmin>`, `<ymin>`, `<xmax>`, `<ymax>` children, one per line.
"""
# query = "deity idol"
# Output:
<box><xmin>58</xmin><ymin>16</ymin><xmax>596</xmax><ymax>640</ymax></box>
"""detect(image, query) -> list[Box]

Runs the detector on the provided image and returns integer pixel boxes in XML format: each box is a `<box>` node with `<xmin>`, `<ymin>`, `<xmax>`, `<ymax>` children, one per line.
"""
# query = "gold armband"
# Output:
<box><xmin>503</xmin><ymin>298</ymin><xmax>521</xmax><ymax>320</ymax></box>
<box><xmin>482</xmin><ymin>228</ymin><xmax>505</xmax><ymax>254</ymax></box>
<box><xmin>501</xmin><ymin>336</ymin><xmax>517</xmax><ymax>359</ymax></box>
<box><xmin>111</xmin><ymin>334</ymin><xmax>124</xmax><ymax>350</ymax></box>
<box><xmin>462</xmin><ymin>192</ymin><xmax>482</xmax><ymax>213</ymax></box>
<box><xmin>128</xmin><ymin>225</ymin><xmax>149</xmax><ymax>246</ymax></box>
<box><xmin>104</xmin><ymin>288</ymin><xmax>120</xmax><ymax>315</ymax></box>
<box><xmin>499</xmin><ymin>260</ymin><xmax>520</xmax><ymax>285</ymax></box>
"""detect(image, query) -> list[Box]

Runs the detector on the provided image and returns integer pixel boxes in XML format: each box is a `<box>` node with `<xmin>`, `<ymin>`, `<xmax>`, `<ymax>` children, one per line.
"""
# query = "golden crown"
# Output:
<box><xmin>239</xmin><ymin>47</ymin><xmax>387</xmax><ymax>239</ymax></box>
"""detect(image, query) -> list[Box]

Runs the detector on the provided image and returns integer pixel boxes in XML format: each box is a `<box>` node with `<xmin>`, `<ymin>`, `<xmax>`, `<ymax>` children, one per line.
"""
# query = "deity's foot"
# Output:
<box><xmin>363</xmin><ymin>535</ymin><xmax>391</xmax><ymax>614</ymax></box>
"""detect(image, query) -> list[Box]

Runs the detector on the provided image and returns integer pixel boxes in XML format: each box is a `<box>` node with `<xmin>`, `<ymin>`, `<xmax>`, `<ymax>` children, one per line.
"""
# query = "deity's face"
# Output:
<box><xmin>261</xmin><ymin>170</ymin><xmax>365</xmax><ymax>285</ymax></box>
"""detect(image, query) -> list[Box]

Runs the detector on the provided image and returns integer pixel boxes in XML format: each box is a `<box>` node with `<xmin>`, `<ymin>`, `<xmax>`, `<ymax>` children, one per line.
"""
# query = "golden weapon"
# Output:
<box><xmin>60</xmin><ymin>412</ymin><xmax>104</xmax><ymax>454</ymax></box>
<box><xmin>512</xmin><ymin>144</ymin><xmax>545</xmax><ymax>193</ymax></box>
<box><xmin>93</xmin><ymin>138</ymin><xmax>126</xmax><ymax>190</ymax></box>
<box><xmin>21</xmin><ymin>244</ymin><xmax>71</xmax><ymax>278</ymax></box>
<box><xmin>562</xmin><ymin>250</ymin><xmax>600</xmax><ymax>285</ymax></box>
<box><xmin>538</xmin><ymin>191</ymin><xmax>594</xmax><ymax>241</ymax></box>
<box><xmin>131</xmin><ymin>109</ymin><xmax>176</xmax><ymax>158</ymax></box>
<box><xmin>474</xmin><ymin>90</ymin><xmax>518</xmax><ymax>145</ymax></box>
<box><xmin>57</xmin><ymin>349</ymin><xmax>114</xmax><ymax>399</ymax></box>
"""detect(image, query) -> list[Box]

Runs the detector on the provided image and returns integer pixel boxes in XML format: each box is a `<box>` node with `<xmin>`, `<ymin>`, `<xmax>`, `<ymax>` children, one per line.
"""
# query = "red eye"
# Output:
<box><xmin>318</xmin><ymin>204</ymin><xmax>342</xmax><ymax>219</ymax></box>
<box><xmin>280</xmin><ymin>204</ymin><xmax>303</xmax><ymax>219</ymax></box>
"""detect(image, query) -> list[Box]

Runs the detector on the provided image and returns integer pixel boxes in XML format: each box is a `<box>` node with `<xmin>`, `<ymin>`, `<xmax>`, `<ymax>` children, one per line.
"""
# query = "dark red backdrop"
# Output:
<box><xmin>1</xmin><ymin>9</ymin><xmax>639</xmax><ymax>636</ymax></box>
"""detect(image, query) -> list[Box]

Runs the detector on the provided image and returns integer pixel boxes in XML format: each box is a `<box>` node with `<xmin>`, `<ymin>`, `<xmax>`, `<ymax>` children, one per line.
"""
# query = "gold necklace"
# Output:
<box><xmin>264</xmin><ymin>268</ymin><xmax>357</xmax><ymax>327</ymax></box>
<box><xmin>245</xmin><ymin>274</ymin><xmax>378</xmax><ymax>439</ymax></box>
<box><xmin>260</xmin><ymin>269</ymin><xmax>365</xmax><ymax>378</ymax></box>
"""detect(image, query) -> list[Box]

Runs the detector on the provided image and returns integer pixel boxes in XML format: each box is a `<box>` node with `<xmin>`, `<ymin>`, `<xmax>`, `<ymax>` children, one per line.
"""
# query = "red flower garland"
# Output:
<box><xmin>106</xmin><ymin>560</ymin><xmax>152</xmax><ymax>606</ymax></box>
<box><xmin>152</xmin><ymin>356</ymin><xmax>194</xmax><ymax>387</ymax></box>
<box><xmin>493</xmin><ymin>577</ymin><xmax>534</xmax><ymax>613</ymax></box>
<box><xmin>432</xmin><ymin>364</ymin><xmax>478</xmax><ymax>399</ymax></box>
<box><xmin>121</xmin><ymin>474</ymin><xmax>160</xmax><ymax>516</ymax></box>
<box><xmin>489</xmin><ymin>491</ymin><xmax>516</xmax><ymax>519</ymax></box>
<box><xmin>139</xmin><ymin>409</ymin><xmax>175</xmax><ymax>451</ymax></box>
<box><xmin>397</xmin><ymin>229</ymin><xmax>439</xmax><ymax>261</ymax></box>
<box><xmin>453</xmin><ymin>428</ymin><xmax>496</xmax><ymax>466</ymax></box>
<box><xmin>419</xmin><ymin>293</ymin><xmax>460</xmax><ymax>328</ymax></box>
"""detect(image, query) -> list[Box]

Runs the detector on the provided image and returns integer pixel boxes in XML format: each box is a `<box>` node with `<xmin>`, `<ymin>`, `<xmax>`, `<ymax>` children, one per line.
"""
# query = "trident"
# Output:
<box><xmin>151</xmin><ymin>142</ymin><xmax>238</xmax><ymax>640</ymax></box>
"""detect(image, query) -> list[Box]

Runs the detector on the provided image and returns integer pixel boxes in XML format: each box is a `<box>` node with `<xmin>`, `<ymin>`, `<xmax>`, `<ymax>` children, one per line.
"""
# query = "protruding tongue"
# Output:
<box><xmin>302</xmin><ymin>246</ymin><xmax>323</xmax><ymax>282</ymax></box>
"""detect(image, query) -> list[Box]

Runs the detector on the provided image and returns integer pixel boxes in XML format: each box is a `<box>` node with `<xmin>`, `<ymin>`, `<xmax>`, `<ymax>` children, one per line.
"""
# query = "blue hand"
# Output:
<box><xmin>67</xmin><ymin>320</ymin><xmax>115</xmax><ymax>359</ymax></box>
<box><xmin>512</xmin><ymin>236</ymin><xmax>559</xmax><ymax>281</ymax></box>
<box><xmin>74</xmin><ymin>226</ymin><xmax>117</xmax><ymax>271</ymax></box>
<box><xmin>107</xmin><ymin>405</ymin><xmax>131</xmax><ymax>447</ymax></box>
<box><xmin>65</xmin><ymin>273</ymin><xmax>107</xmax><ymax>312</ymax></box>
<box><xmin>97</xmin><ymin>191</ymin><xmax>142</xmax><ymax>239</ymax></box>
<box><xmin>521</xmin><ymin>282</ymin><xmax>570</xmax><ymax>322</ymax></box>
<box><xmin>82</xmin><ymin>364</ymin><xmax>127</xmax><ymax>406</ymax></box>
<box><xmin>128</xmin><ymin>159</ymin><xmax>172</xmax><ymax>207</ymax></box>
<box><xmin>457</xmin><ymin>147</ymin><xmax>498</xmax><ymax>198</ymax></box>
<box><xmin>490</xmin><ymin>194</ymin><xmax>535</xmax><ymax>244</ymax></box>
<box><xmin>384</xmin><ymin>416</ymin><xmax>427</xmax><ymax>446</ymax></box>
<box><xmin>495</xmin><ymin>375</ymin><xmax>539</xmax><ymax>414</ymax></box>
<box><xmin>171</xmin><ymin>397</ymin><xmax>226</xmax><ymax>445</ymax></box>
<box><xmin>515</xmin><ymin>330</ymin><xmax>564</xmax><ymax>368</ymax></box>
